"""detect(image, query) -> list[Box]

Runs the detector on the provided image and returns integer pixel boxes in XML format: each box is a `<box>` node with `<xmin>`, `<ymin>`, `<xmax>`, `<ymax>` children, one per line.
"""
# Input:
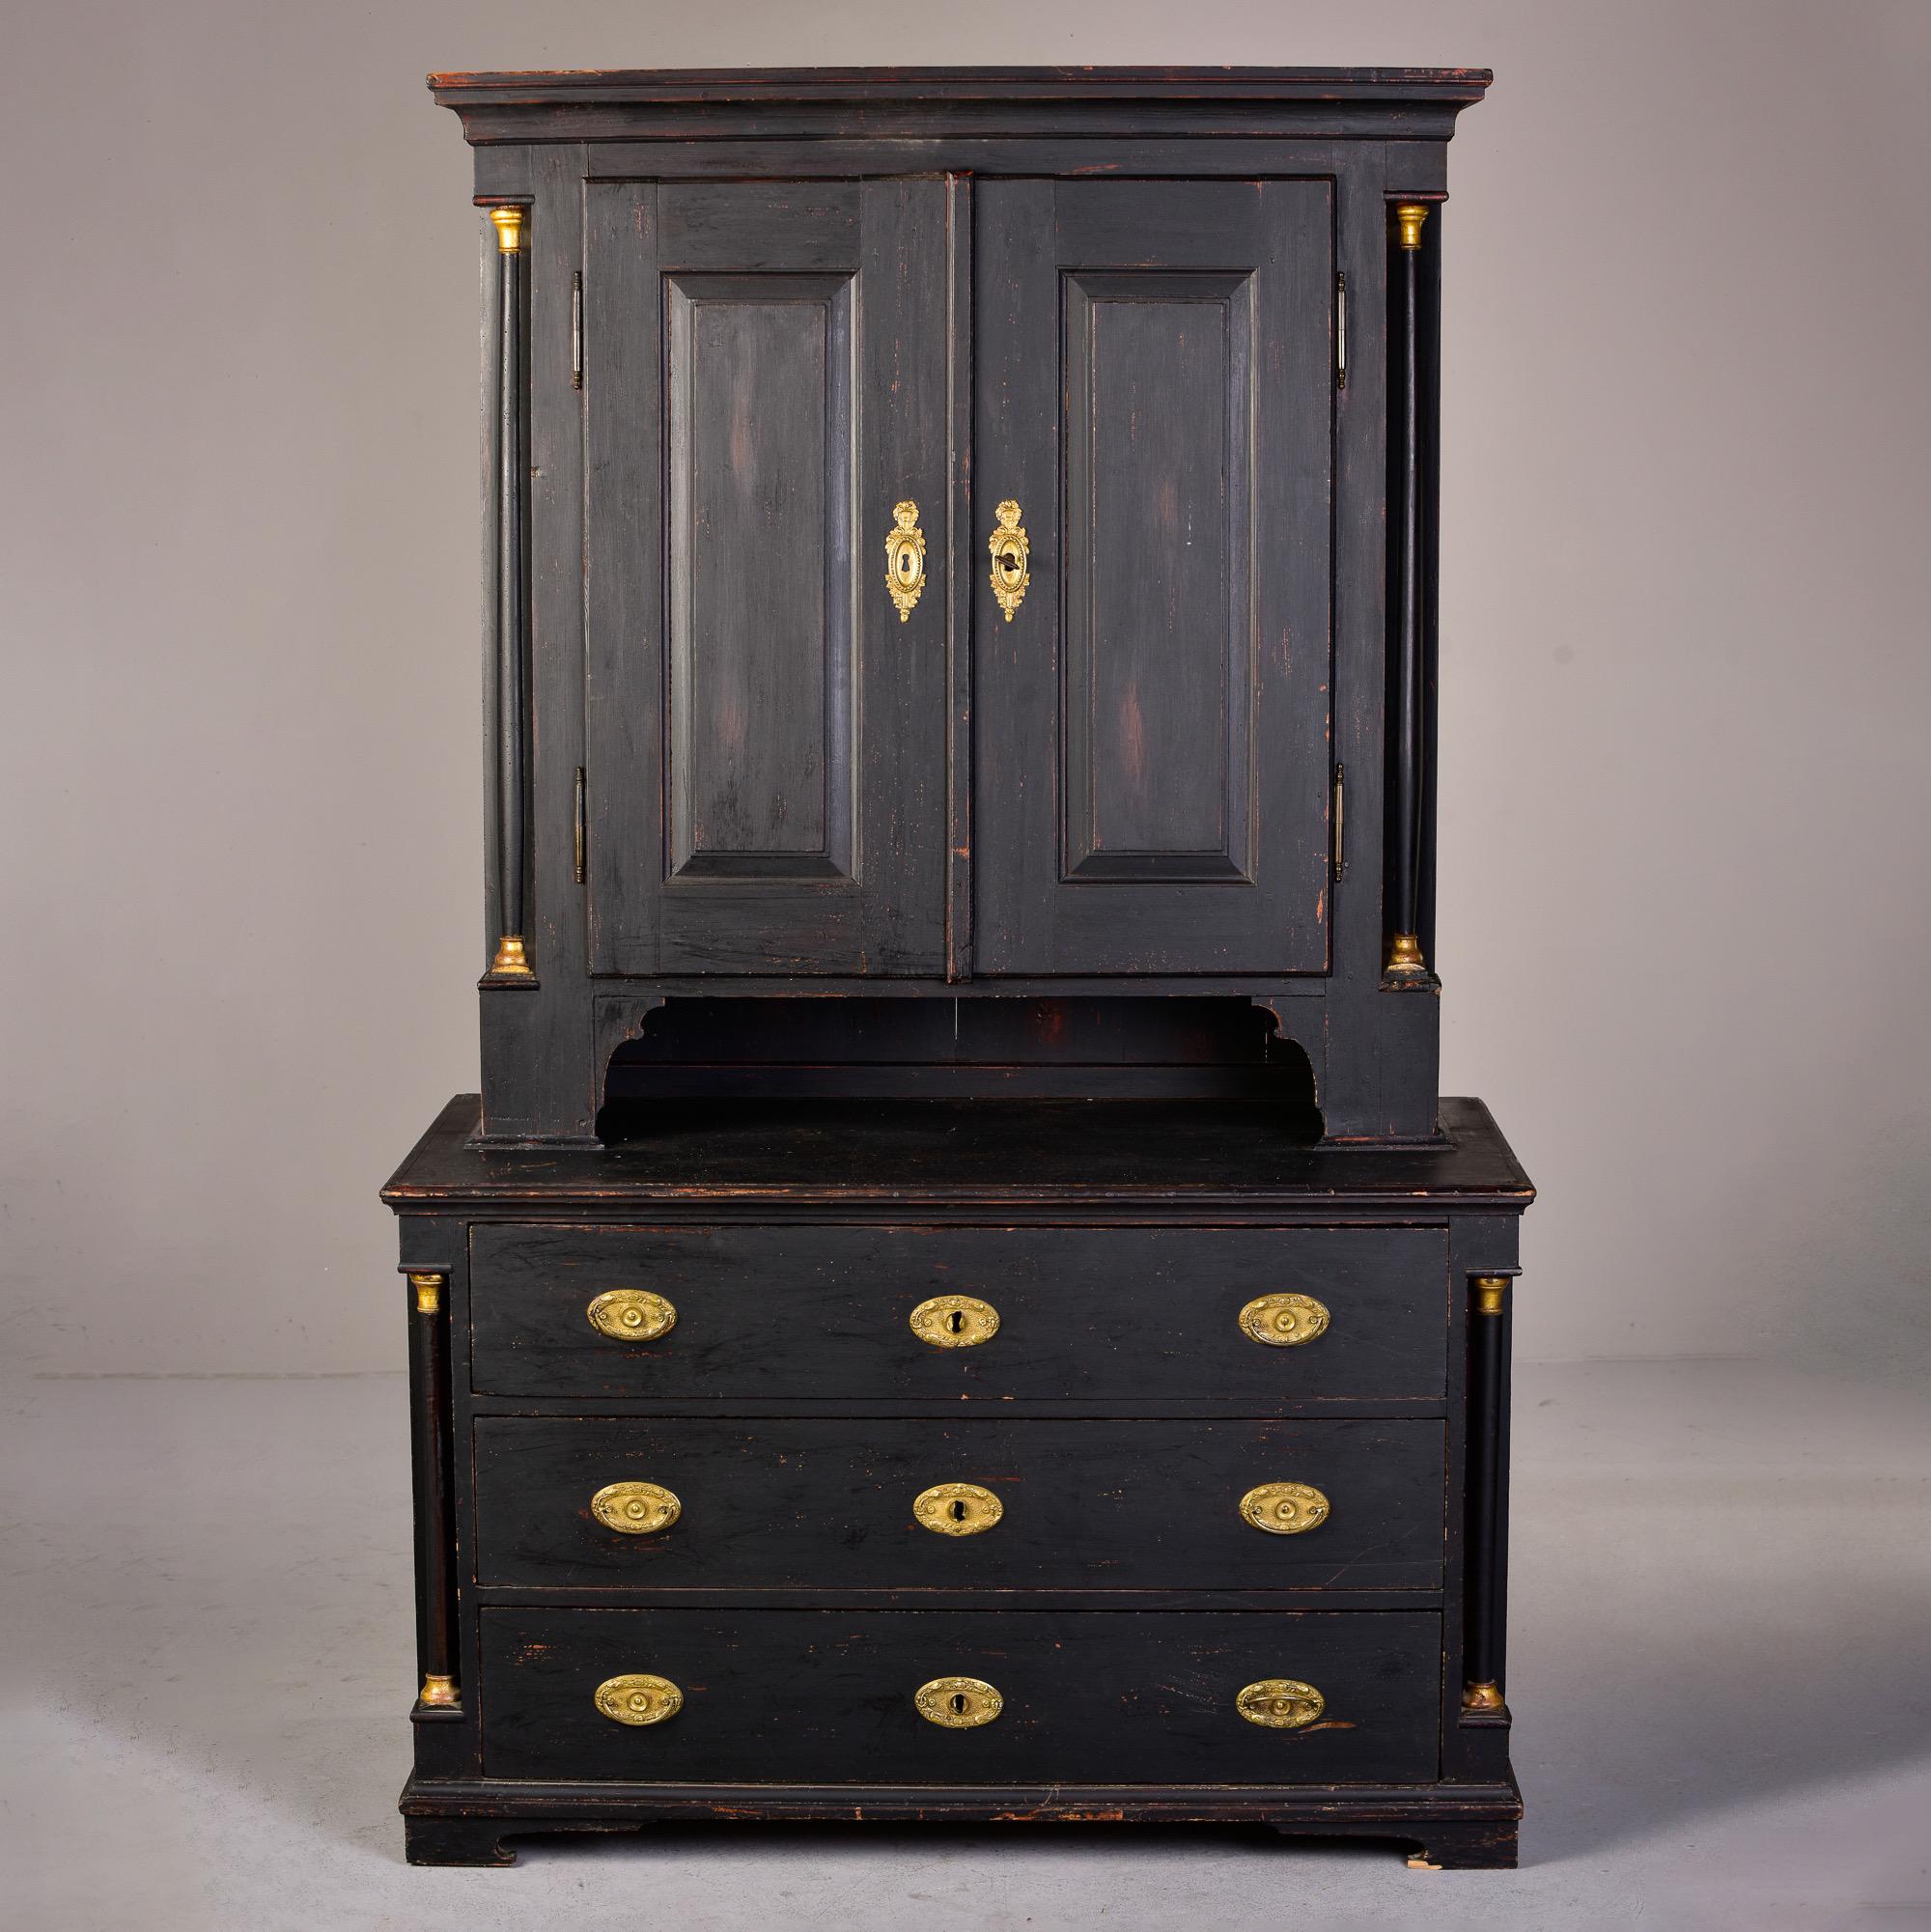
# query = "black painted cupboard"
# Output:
<box><xmin>451</xmin><ymin>69</ymin><xmax>1478</xmax><ymax>1146</ymax></box>
<box><xmin>389</xmin><ymin>67</ymin><xmax>1531</xmax><ymax>1872</ymax></box>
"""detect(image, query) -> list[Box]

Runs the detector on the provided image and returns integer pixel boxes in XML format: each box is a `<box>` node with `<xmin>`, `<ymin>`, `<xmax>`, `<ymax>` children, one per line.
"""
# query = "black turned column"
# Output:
<box><xmin>1463</xmin><ymin>1273</ymin><xmax>1514</xmax><ymax>1710</ymax></box>
<box><xmin>488</xmin><ymin>205</ymin><xmax>534</xmax><ymax>980</ymax></box>
<box><xmin>406</xmin><ymin>1272</ymin><xmax>458</xmax><ymax>1708</ymax></box>
<box><xmin>1386</xmin><ymin>201</ymin><xmax>1431</xmax><ymax>976</ymax></box>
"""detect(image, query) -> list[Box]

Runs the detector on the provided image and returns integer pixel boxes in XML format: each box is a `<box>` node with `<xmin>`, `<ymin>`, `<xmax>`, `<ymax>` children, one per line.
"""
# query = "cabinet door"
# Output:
<box><xmin>585</xmin><ymin>182</ymin><xmax>948</xmax><ymax>975</ymax></box>
<box><xmin>974</xmin><ymin>181</ymin><xmax>1334</xmax><ymax>975</ymax></box>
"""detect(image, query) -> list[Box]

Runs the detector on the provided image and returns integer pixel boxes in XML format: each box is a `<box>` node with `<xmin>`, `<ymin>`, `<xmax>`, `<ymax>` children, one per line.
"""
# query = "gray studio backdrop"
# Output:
<box><xmin>2</xmin><ymin>0</ymin><xmax>1925</xmax><ymax>1383</ymax></box>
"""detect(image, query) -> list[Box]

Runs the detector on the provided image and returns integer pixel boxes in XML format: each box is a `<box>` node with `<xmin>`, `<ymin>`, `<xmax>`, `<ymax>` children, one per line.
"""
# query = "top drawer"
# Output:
<box><xmin>469</xmin><ymin>1224</ymin><xmax>1447</xmax><ymax>1402</ymax></box>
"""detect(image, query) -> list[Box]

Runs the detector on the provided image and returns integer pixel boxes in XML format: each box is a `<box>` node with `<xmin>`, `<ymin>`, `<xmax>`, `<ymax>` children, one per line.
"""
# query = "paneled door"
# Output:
<box><xmin>585</xmin><ymin>182</ymin><xmax>949</xmax><ymax>975</ymax></box>
<box><xmin>973</xmin><ymin>180</ymin><xmax>1335</xmax><ymax>975</ymax></box>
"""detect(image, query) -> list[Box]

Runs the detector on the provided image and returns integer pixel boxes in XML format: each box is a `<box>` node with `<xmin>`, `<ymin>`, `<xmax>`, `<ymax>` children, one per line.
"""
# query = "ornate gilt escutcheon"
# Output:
<box><xmin>912</xmin><ymin>1481</ymin><xmax>1004</xmax><ymax>1536</ymax></box>
<box><xmin>909</xmin><ymin>1293</ymin><xmax>1000</xmax><ymax>1349</ymax></box>
<box><xmin>885</xmin><ymin>499</ymin><xmax>927</xmax><ymax>621</ymax></box>
<box><xmin>585</xmin><ymin>1288</ymin><xmax>677</xmax><ymax>1343</ymax></box>
<box><xmin>914</xmin><ymin>1676</ymin><xmax>1003</xmax><ymax>1727</ymax></box>
<box><xmin>1236</xmin><ymin>1678</ymin><xmax>1326</xmax><ymax>1729</ymax></box>
<box><xmin>593</xmin><ymin>1672</ymin><xmax>684</xmax><ymax>1727</ymax></box>
<box><xmin>1238</xmin><ymin>1293</ymin><xmax>1331</xmax><ymax>1348</ymax></box>
<box><xmin>988</xmin><ymin>499</ymin><xmax>1029</xmax><ymax>621</ymax></box>
<box><xmin>1240</xmin><ymin>1480</ymin><xmax>1331</xmax><ymax>1536</ymax></box>
<box><xmin>590</xmin><ymin>1480</ymin><xmax>682</xmax><ymax>1536</ymax></box>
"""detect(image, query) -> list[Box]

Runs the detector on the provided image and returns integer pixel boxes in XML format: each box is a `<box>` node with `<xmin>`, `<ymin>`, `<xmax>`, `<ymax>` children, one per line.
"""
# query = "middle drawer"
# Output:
<box><xmin>473</xmin><ymin>1416</ymin><xmax>1445</xmax><ymax>1592</ymax></box>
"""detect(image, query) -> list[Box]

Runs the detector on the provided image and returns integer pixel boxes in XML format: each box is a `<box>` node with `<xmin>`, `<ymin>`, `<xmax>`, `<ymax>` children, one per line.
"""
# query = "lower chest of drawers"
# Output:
<box><xmin>390</xmin><ymin>1140</ymin><xmax>1527</xmax><ymax>1869</ymax></box>
<box><xmin>455</xmin><ymin>1219</ymin><xmax>1456</xmax><ymax>1774</ymax></box>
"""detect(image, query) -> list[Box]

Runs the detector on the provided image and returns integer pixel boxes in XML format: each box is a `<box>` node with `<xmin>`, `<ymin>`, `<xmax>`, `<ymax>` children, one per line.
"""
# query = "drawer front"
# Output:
<box><xmin>475</xmin><ymin>1415</ymin><xmax>1444</xmax><ymax>1591</ymax></box>
<box><xmin>469</xmin><ymin>1224</ymin><xmax>1447</xmax><ymax>1401</ymax></box>
<box><xmin>480</xmin><ymin>1607</ymin><xmax>1441</xmax><ymax>1783</ymax></box>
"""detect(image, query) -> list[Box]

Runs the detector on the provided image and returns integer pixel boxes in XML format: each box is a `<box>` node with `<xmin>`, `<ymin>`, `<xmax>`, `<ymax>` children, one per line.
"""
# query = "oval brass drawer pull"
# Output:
<box><xmin>590</xmin><ymin>1480</ymin><xmax>682</xmax><ymax>1536</ymax></box>
<box><xmin>1239</xmin><ymin>1293</ymin><xmax>1330</xmax><ymax>1347</ymax></box>
<box><xmin>1240</xmin><ymin>1480</ymin><xmax>1331</xmax><ymax>1535</ymax></box>
<box><xmin>915</xmin><ymin>1675</ymin><xmax>1003</xmax><ymax>1727</ymax></box>
<box><xmin>1237</xmin><ymin>1678</ymin><xmax>1326</xmax><ymax>1729</ymax></box>
<box><xmin>594</xmin><ymin>1672</ymin><xmax>684</xmax><ymax>1727</ymax></box>
<box><xmin>909</xmin><ymin>1294</ymin><xmax>999</xmax><ymax>1348</ymax></box>
<box><xmin>585</xmin><ymin>1288</ymin><xmax>677</xmax><ymax>1342</ymax></box>
<box><xmin>913</xmin><ymin>1481</ymin><xmax>1004</xmax><ymax>1536</ymax></box>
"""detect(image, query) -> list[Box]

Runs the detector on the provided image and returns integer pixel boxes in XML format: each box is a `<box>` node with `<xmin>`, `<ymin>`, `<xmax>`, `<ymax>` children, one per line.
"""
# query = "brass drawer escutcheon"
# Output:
<box><xmin>1240</xmin><ymin>1481</ymin><xmax>1331</xmax><ymax>1536</ymax></box>
<box><xmin>914</xmin><ymin>1675</ymin><xmax>1003</xmax><ymax>1727</ymax></box>
<box><xmin>909</xmin><ymin>1294</ymin><xmax>1000</xmax><ymax>1348</ymax></box>
<box><xmin>585</xmin><ymin>1288</ymin><xmax>677</xmax><ymax>1342</ymax></box>
<box><xmin>594</xmin><ymin>1672</ymin><xmax>684</xmax><ymax>1727</ymax></box>
<box><xmin>1239</xmin><ymin>1293</ymin><xmax>1331</xmax><ymax>1347</ymax></box>
<box><xmin>912</xmin><ymin>1481</ymin><xmax>1004</xmax><ymax>1536</ymax></box>
<box><xmin>589</xmin><ymin>1480</ymin><xmax>682</xmax><ymax>1536</ymax></box>
<box><xmin>1236</xmin><ymin>1678</ymin><xmax>1326</xmax><ymax>1729</ymax></box>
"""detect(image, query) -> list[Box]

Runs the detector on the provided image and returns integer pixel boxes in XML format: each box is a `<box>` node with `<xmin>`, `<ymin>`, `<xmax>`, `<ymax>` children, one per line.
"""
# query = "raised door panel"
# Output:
<box><xmin>585</xmin><ymin>182</ymin><xmax>948</xmax><ymax>975</ymax></box>
<box><xmin>974</xmin><ymin>180</ymin><xmax>1333</xmax><ymax>974</ymax></box>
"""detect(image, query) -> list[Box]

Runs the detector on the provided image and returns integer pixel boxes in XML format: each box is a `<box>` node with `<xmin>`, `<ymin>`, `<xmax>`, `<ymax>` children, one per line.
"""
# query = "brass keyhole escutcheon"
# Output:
<box><xmin>1239</xmin><ymin>1293</ymin><xmax>1331</xmax><ymax>1348</ymax></box>
<box><xmin>590</xmin><ymin>1480</ymin><xmax>682</xmax><ymax>1536</ymax></box>
<box><xmin>988</xmin><ymin>499</ymin><xmax>1029</xmax><ymax>621</ymax></box>
<box><xmin>1236</xmin><ymin>1678</ymin><xmax>1326</xmax><ymax>1729</ymax></box>
<box><xmin>585</xmin><ymin>1289</ymin><xmax>677</xmax><ymax>1343</ymax></box>
<box><xmin>885</xmin><ymin>499</ymin><xmax>927</xmax><ymax>621</ymax></box>
<box><xmin>913</xmin><ymin>1481</ymin><xmax>1005</xmax><ymax>1537</ymax></box>
<box><xmin>594</xmin><ymin>1672</ymin><xmax>684</xmax><ymax>1727</ymax></box>
<box><xmin>909</xmin><ymin>1294</ymin><xmax>1000</xmax><ymax>1349</ymax></box>
<box><xmin>1240</xmin><ymin>1481</ymin><xmax>1331</xmax><ymax>1536</ymax></box>
<box><xmin>914</xmin><ymin>1675</ymin><xmax>1003</xmax><ymax>1728</ymax></box>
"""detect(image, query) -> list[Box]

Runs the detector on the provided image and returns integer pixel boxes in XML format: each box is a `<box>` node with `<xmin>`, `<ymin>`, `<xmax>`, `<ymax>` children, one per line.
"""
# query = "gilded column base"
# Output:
<box><xmin>420</xmin><ymin>1673</ymin><xmax>460</xmax><ymax>1708</ymax></box>
<box><xmin>1462</xmin><ymin>1681</ymin><xmax>1505</xmax><ymax>1713</ymax></box>
<box><xmin>1385</xmin><ymin>933</ymin><xmax>1428</xmax><ymax>975</ymax></box>
<box><xmin>490</xmin><ymin>935</ymin><xmax>535</xmax><ymax>977</ymax></box>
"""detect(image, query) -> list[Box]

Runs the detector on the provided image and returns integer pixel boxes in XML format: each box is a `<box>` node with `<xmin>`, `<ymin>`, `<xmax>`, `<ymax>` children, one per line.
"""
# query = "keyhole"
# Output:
<box><xmin>950</xmin><ymin>1498</ymin><xmax>967</xmax><ymax>1522</ymax></box>
<box><xmin>947</xmin><ymin>1308</ymin><xmax>966</xmax><ymax>1334</ymax></box>
<box><xmin>950</xmin><ymin>1693</ymin><xmax>968</xmax><ymax>1716</ymax></box>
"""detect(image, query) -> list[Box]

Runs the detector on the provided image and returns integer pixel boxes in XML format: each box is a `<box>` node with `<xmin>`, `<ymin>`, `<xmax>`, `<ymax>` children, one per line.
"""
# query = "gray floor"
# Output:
<box><xmin>6</xmin><ymin>1359</ymin><xmax>1927</xmax><ymax>1931</ymax></box>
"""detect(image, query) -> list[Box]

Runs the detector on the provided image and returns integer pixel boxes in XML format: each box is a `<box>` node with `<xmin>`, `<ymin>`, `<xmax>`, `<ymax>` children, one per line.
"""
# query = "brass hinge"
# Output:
<box><xmin>1334</xmin><ymin>272</ymin><xmax>1347</xmax><ymax>390</ymax></box>
<box><xmin>574</xmin><ymin>767</ymin><xmax>586</xmax><ymax>883</ymax></box>
<box><xmin>571</xmin><ymin>272</ymin><xmax>583</xmax><ymax>388</ymax></box>
<box><xmin>1331</xmin><ymin>765</ymin><xmax>1346</xmax><ymax>881</ymax></box>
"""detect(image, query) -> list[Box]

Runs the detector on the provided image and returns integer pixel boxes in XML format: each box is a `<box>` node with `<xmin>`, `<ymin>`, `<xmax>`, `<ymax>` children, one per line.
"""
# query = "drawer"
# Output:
<box><xmin>468</xmin><ymin>1223</ymin><xmax>1447</xmax><ymax>1401</ymax></box>
<box><xmin>479</xmin><ymin>1607</ymin><xmax>1441</xmax><ymax>1783</ymax></box>
<box><xmin>474</xmin><ymin>1415</ymin><xmax>1444</xmax><ymax>1591</ymax></box>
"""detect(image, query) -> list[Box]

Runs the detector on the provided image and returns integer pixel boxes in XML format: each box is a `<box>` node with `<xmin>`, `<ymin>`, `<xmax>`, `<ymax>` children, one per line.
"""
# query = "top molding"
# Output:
<box><xmin>429</xmin><ymin>65</ymin><xmax>1491</xmax><ymax>146</ymax></box>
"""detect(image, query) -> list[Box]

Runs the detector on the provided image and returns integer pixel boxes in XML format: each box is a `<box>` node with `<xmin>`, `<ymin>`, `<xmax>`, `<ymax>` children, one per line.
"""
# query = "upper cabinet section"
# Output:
<box><xmin>441</xmin><ymin>70</ymin><xmax>1490</xmax><ymax>1136</ymax></box>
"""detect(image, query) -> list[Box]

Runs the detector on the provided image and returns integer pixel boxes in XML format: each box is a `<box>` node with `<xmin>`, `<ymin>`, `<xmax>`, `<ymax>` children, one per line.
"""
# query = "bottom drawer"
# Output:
<box><xmin>479</xmin><ymin>1608</ymin><xmax>1441</xmax><ymax>1784</ymax></box>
